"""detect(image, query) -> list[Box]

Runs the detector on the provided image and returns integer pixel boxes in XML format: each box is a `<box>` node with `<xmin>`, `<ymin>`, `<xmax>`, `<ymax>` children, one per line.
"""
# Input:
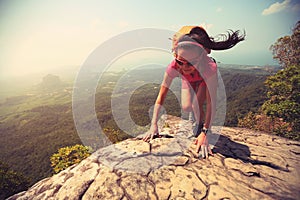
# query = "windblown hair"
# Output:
<box><xmin>188</xmin><ymin>26</ymin><xmax>246</xmax><ymax>50</ymax></box>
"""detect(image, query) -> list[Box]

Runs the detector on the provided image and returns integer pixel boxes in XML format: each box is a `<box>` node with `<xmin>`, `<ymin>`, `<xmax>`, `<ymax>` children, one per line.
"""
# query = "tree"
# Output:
<box><xmin>261</xmin><ymin>65</ymin><xmax>300</xmax><ymax>138</ymax></box>
<box><xmin>265</xmin><ymin>21</ymin><xmax>300</xmax><ymax>139</ymax></box>
<box><xmin>239</xmin><ymin>21</ymin><xmax>300</xmax><ymax>140</ymax></box>
<box><xmin>50</xmin><ymin>144</ymin><xmax>92</xmax><ymax>174</ymax></box>
<box><xmin>270</xmin><ymin>21</ymin><xmax>300</xmax><ymax>68</ymax></box>
<box><xmin>0</xmin><ymin>161</ymin><xmax>30</xmax><ymax>199</ymax></box>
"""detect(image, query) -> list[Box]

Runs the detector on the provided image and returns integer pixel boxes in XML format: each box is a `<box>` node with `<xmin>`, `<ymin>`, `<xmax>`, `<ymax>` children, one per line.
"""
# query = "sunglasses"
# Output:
<box><xmin>175</xmin><ymin>58</ymin><xmax>199</xmax><ymax>67</ymax></box>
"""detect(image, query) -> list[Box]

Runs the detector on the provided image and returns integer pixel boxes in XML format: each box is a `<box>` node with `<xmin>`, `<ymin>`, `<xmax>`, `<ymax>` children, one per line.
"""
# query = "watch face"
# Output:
<box><xmin>202</xmin><ymin>128</ymin><xmax>209</xmax><ymax>134</ymax></box>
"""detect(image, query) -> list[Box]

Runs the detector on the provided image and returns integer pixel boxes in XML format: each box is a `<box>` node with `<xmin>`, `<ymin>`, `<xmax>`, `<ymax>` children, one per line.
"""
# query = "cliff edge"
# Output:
<box><xmin>8</xmin><ymin>115</ymin><xmax>300</xmax><ymax>200</ymax></box>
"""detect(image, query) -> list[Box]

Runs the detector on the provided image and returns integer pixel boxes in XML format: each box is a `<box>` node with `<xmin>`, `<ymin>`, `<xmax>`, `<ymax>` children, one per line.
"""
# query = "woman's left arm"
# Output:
<box><xmin>195</xmin><ymin>71</ymin><xmax>217</xmax><ymax>155</ymax></box>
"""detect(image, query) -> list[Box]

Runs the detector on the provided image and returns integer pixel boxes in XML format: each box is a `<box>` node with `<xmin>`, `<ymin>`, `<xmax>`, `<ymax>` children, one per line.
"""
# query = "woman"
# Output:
<box><xmin>143</xmin><ymin>26</ymin><xmax>245</xmax><ymax>155</ymax></box>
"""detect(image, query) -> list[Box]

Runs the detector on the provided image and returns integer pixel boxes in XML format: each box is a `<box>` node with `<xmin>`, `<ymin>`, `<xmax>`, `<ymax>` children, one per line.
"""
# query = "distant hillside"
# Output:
<box><xmin>220</xmin><ymin>68</ymin><xmax>268</xmax><ymax>126</ymax></box>
<box><xmin>35</xmin><ymin>74</ymin><xmax>68</xmax><ymax>92</ymax></box>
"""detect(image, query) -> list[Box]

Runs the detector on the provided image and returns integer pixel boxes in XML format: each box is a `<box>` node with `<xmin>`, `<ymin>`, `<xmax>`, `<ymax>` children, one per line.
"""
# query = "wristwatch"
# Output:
<box><xmin>201</xmin><ymin>128</ymin><xmax>209</xmax><ymax>135</ymax></box>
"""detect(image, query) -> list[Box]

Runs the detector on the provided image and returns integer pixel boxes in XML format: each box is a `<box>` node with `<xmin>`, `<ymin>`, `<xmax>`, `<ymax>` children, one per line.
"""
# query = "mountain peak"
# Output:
<box><xmin>8</xmin><ymin>115</ymin><xmax>300</xmax><ymax>200</ymax></box>
<box><xmin>35</xmin><ymin>74</ymin><xmax>67</xmax><ymax>92</ymax></box>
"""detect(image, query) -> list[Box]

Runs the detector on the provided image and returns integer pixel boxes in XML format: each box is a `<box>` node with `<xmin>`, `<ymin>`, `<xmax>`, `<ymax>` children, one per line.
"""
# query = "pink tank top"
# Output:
<box><xmin>166</xmin><ymin>54</ymin><xmax>217</xmax><ymax>89</ymax></box>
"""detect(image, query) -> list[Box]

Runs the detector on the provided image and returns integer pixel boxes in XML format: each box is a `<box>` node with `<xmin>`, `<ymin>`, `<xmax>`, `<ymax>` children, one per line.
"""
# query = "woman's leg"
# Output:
<box><xmin>181</xmin><ymin>81</ymin><xmax>206</xmax><ymax>122</ymax></box>
<box><xmin>192</xmin><ymin>83</ymin><xmax>207</xmax><ymax>137</ymax></box>
<box><xmin>181</xmin><ymin>88</ymin><xmax>193</xmax><ymax>112</ymax></box>
<box><xmin>181</xmin><ymin>79</ymin><xmax>195</xmax><ymax>113</ymax></box>
<box><xmin>194</xmin><ymin>82</ymin><xmax>206</xmax><ymax>125</ymax></box>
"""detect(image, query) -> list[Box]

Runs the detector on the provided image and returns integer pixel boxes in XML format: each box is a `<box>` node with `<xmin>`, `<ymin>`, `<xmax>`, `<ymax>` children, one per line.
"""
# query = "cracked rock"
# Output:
<box><xmin>7</xmin><ymin>115</ymin><xmax>300</xmax><ymax>200</ymax></box>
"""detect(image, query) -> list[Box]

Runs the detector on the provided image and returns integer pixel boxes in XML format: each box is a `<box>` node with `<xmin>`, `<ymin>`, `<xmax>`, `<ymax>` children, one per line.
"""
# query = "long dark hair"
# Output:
<box><xmin>189</xmin><ymin>26</ymin><xmax>245</xmax><ymax>50</ymax></box>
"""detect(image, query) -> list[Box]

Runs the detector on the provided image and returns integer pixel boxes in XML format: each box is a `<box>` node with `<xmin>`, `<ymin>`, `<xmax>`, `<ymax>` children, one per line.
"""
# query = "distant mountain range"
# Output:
<box><xmin>217</xmin><ymin>63</ymin><xmax>281</xmax><ymax>73</ymax></box>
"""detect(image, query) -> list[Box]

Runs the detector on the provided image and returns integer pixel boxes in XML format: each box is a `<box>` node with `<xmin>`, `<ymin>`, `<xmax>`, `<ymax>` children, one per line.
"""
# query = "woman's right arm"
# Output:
<box><xmin>143</xmin><ymin>72</ymin><xmax>173</xmax><ymax>141</ymax></box>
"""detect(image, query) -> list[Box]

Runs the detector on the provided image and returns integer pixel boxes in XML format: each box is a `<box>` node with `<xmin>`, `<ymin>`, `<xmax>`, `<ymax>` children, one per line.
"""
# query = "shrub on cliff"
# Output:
<box><xmin>50</xmin><ymin>144</ymin><xmax>92</xmax><ymax>173</ymax></box>
<box><xmin>239</xmin><ymin>65</ymin><xmax>299</xmax><ymax>140</ymax></box>
<box><xmin>262</xmin><ymin>65</ymin><xmax>299</xmax><ymax>138</ymax></box>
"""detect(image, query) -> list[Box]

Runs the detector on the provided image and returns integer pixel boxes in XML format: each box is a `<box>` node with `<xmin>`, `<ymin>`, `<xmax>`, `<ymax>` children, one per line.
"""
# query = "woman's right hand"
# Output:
<box><xmin>194</xmin><ymin>132</ymin><xmax>213</xmax><ymax>158</ymax></box>
<box><xmin>142</xmin><ymin>123</ymin><xmax>159</xmax><ymax>142</ymax></box>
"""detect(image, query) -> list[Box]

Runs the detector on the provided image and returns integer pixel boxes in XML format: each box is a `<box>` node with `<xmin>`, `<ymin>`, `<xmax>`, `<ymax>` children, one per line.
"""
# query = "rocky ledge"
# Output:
<box><xmin>8</xmin><ymin>115</ymin><xmax>300</xmax><ymax>200</ymax></box>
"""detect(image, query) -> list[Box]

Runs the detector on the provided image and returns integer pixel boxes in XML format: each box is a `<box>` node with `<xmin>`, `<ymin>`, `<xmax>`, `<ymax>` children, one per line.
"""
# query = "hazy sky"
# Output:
<box><xmin>0</xmin><ymin>0</ymin><xmax>299</xmax><ymax>78</ymax></box>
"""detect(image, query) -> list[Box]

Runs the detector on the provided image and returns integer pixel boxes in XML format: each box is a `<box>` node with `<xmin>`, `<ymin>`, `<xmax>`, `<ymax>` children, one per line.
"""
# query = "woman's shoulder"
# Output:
<box><xmin>199</xmin><ymin>55</ymin><xmax>218</xmax><ymax>79</ymax></box>
<box><xmin>205</xmin><ymin>55</ymin><xmax>217</xmax><ymax>71</ymax></box>
<box><xmin>167</xmin><ymin>59</ymin><xmax>177</xmax><ymax>68</ymax></box>
<box><xmin>166</xmin><ymin>59</ymin><xmax>180</xmax><ymax>78</ymax></box>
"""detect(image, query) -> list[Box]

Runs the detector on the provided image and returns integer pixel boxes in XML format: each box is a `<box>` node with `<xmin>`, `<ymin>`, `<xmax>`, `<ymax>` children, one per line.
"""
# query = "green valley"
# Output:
<box><xmin>0</xmin><ymin>64</ymin><xmax>278</xmax><ymax>197</ymax></box>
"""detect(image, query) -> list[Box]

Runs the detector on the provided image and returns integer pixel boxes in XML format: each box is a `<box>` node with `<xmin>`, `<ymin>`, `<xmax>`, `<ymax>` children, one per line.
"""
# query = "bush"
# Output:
<box><xmin>50</xmin><ymin>144</ymin><xmax>92</xmax><ymax>174</ymax></box>
<box><xmin>237</xmin><ymin>111</ymin><xmax>256</xmax><ymax>129</ymax></box>
<box><xmin>238</xmin><ymin>112</ymin><xmax>298</xmax><ymax>140</ymax></box>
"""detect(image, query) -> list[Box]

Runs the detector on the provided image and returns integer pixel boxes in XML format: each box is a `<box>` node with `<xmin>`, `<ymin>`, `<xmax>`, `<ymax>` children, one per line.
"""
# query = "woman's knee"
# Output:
<box><xmin>182</xmin><ymin>104</ymin><xmax>193</xmax><ymax>112</ymax></box>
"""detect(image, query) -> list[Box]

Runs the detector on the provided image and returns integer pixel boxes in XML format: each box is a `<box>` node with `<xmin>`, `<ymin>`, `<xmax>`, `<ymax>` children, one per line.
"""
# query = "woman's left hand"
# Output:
<box><xmin>194</xmin><ymin>132</ymin><xmax>213</xmax><ymax>158</ymax></box>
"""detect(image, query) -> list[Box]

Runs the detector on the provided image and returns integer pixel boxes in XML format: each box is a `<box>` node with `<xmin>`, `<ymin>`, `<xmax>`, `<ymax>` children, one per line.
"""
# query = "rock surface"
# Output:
<box><xmin>8</xmin><ymin>115</ymin><xmax>300</xmax><ymax>200</ymax></box>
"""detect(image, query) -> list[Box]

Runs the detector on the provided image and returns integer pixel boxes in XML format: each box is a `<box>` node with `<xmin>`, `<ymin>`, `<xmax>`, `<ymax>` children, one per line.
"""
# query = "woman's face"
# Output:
<box><xmin>175</xmin><ymin>48</ymin><xmax>201</xmax><ymax>75</ymax></box>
